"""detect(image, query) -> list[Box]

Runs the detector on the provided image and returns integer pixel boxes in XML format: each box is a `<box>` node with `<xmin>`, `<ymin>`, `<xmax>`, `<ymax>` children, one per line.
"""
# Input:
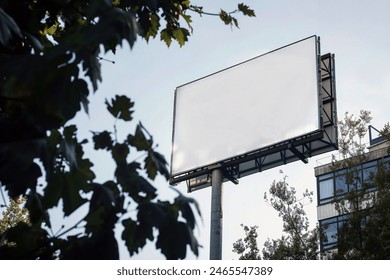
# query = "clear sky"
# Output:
<box><xmin>71</xmin><ymin>0</ymin><xmax>390</xmax><ymax>260</ymax></box>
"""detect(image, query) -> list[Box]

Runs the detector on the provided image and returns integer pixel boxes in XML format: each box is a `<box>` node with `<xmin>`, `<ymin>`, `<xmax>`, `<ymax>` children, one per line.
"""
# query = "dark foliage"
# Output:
<box><xmin>0</xmin><ymin>0</ymin><xmax>254</xmax><ymax>259</ymax></box>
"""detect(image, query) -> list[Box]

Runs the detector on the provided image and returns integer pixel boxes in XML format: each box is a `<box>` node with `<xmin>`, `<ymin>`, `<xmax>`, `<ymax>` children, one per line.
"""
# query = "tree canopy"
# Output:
<box><xmin>232</xmin><ymin>224</ymin><xmax>262</xmax><ymax>260</ymax></box>
<box><xmin>233</xmin><ymin>111</ymin><xmax>390</xmax><ymax>260</ymax></box>
<box><xmin>0</xmin><ymin>196</ymin><xmax>30</xmax><ymax>247</ymax></box>
<box><xmin>262</xmin><ymin>173</ymin><xmax>319</xmax><ymax>260</ymax></box>
<box><xmin>0</xmin><ymin>1</ymin><xmax>254</xmax><ymax>259</ymax></box>
<box><xmin>232</xmin><ymin>173</ymin><xmax>320</xmax><ymax>260</ymax></box>
<box><xmin>329</xmin><ymin>111</ymin><xmax>390</xmax><ymax>259</ymax></box>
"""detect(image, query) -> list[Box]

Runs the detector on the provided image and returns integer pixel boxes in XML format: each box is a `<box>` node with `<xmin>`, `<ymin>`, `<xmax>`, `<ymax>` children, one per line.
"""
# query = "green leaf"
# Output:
<box><xmin>160</xmin><ymin>29</ymin><xmax>172</xmax><ymax>47</ymax></box>
<box><xmin>219</xmin><ymin>10</ymin><xmax>232</xmax><ymax>25</ymax></box>
<box><xmin>61</xmin><ymin>173</ymin><xmax>88</xmax><ymax>216</ymax></box>
<box><xmin>127</xmin><ymin>125</ymin><xmax>151</xmax><ymax>151</ymax></box>
<box><xmin>122</xmin><ymin>218</ymin><xmax>146</xmax><ymax>256</ymax></box>
<box><xmin>174</xmin><ymin>194</ymin><xmax>198</xmax><ymax>230</ymax></box>
<box><xmin>238</xmin><ymin>3</ymin><xmax>256</xmax><ymax>17</ymax></box>
<box><xmin>172</xmin><ymin>28</ymin><xmax>190</xmax><ymax>47</ymax></box>
<box><xmin>111</xmin><ymin>143</ymin><xmax>129</xmax><ymax>164</ymax></box>
<box><xmin>62</xmin><ymin>125</ymin><xmax>80</xmax><ymax>168</ymax></box>
<box><xmin>60</xmin><ymin>231</ymin><xmax>119</xmax><ymax>260</ymax></box>
<box><xmin>26</xmin><ymin>192</ymin><xmax>50</xmax><ymax>226</ymax></box>
<box><xmin>144</xmin><ymin>150</ymin><xmax>169</xmax><ymax>180</ymax></box>
<box><xmin>42</xmin><ymin>22</ymin><xmax>58</xmax><ymax>36</ymax></box>
<box><xmin>75</xmin><ymin>78</ymin><xmax>90</xmax><ymax>115</ymax></box>
<box><xmin>232</xmin><ymin>17</ymin><xmax>239</xmax><ymax>28</ymax></box>
<box><xmin>63</xmin><ymin>125</ymin><xmax>78</xmax><ymax>140</ymax></box>
<box><xmin>115</xmin><ymin>162</ymin><xmax>157</xmax><ymax>201</ymax></box>
<box><xmin>144</xmin><ymin>153</ymin><xmax>158</xmax><ymax>180</ymax></box>
<box><xmin>156</xmin><ymin>221</ymin><xmax>197</xmax><ymax>259</ymax></box>
<box><xmin>105</xmin><ymin>95</ymin><xmax>134</xmax><ymax>121</ymax></box>
<box><xmin>92</xmin><ymin>131</ymin><xmax>113</xmax><ymax>150</ymax></box>
<box><xmin>181</xmin><ymin>1</ymin><xmax>191</xmax><ymax>8</ymax></box>
<box><xmin>82</xmin><ymin>50</ymin><xmax>102</xmax><ymax>92</ymax></box>
<box><xmin>181</xmin><ymin>13</ymin><xmax>193</xmax><ymax>32</ymax></box>
<box><xmin>137</xmin><ymin>201</ymin><xmax>168</xmax><ymax>229</ymax></box>
<box><xmin>85</xmin><ymin>183</ymin><xmax>118</xmax><ymax>233</ymax></box>
<box><xmin>42</xmin><ymin>173</ymin><xmax>64</xmax><ymax>209</ymax></box>
<box><xmin>0</xmin><ymin>142</ymin><xmax>43</xmax><ymax>198</ymax></box>
<box><xmin>140</xmin><ymin>11</ymin><xmax>160</xmax><ymax>41</ymax></box>
<box><xmin>43</xmin><ymin>126</ymin><xmax>91</xmax><ymax>216</ymax></box>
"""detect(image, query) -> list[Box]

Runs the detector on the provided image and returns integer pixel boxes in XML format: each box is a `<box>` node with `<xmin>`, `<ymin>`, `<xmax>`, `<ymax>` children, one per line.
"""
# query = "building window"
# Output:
<box><xmin>362</xmin><ymin>161</ymin><xmax>377</xmax><ymax>188</ymax></box>
<box><xmin>317</xmin><ymin>156</ymin><xmax>390</xmax><ymax>205</ymax></box>
<box><xmin>335</xmin><ymin>169</ymin><xmax>348</xmax><ymax>196</ymax></box>
<box><xmin>319</xmin><ymin>178</ymin><xmax>333</xmax><ymax>203</ymax></box>
<box><xmin>320</xmin><ymin>215</ymin><xmax>349</xmax><ymax>251</ymax></box>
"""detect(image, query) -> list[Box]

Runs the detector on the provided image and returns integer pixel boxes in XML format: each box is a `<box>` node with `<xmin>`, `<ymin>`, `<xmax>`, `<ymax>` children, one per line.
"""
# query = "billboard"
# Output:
<box><xmin>170</xmin><ymin>36</ymin><xmax>338</xmax><ymax>191</ymax></box>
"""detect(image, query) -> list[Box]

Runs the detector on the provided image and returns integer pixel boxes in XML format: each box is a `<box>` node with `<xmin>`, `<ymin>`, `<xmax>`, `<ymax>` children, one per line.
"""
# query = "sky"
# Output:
<box><xmin>46</xmin><ymin>0</ymin><xmax>390</xmax><ymax>260</ymax></box>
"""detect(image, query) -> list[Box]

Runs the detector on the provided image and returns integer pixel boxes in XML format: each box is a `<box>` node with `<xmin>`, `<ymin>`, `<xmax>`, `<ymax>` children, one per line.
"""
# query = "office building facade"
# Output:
<box><xmin>315</xmin><ymin>136</ymin><xmax>390</xmax><ymax>251</ymax></box>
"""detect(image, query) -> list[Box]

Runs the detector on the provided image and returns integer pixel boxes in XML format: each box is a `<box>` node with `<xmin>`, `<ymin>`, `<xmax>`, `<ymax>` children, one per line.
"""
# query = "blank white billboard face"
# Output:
<box><xmin>171</xmin><ymin>36</ymin><xmax>320</xmax><ymax>177</ymax></box>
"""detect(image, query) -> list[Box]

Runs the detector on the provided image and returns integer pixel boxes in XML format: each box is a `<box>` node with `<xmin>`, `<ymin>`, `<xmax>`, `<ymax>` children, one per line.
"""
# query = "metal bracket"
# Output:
<box><xmin>222</xmin><ymin>169</ymin><xmax>239</xmax><ymax>185</ymax></box>
<box><xmin>289</xmin><ymin>145</ymin><xmax>308</xmax><ymax>164</ymax></box>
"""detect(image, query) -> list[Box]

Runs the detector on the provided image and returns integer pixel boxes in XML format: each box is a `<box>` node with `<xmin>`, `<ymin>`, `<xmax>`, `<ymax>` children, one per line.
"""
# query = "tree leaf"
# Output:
<box><xmin>174</xmin><ymin>194</ymin><xmax>197</xmax><ymax>230</ymax></box>
<box><xmin>115</xmin><ymin>162</ymin><xmax>157</xmax><ymax>201</ymax></box>
<box><xmin>0</xmin><ymin>143</ymin><xmax>43</xmax><ymax>198</ymax></box>
<box><xmin>82</xmin><ymin>50</ymin><xmax>102</xmax><ymax>92</ymax></box>
<box><xmin>0</xmin><ymin>0</ymin><xmax>256</xmax><ymax>261</ymax></box>
<box><xmin>219</xmin><ymin>10</ymin><xmax>232</xmax><ymax>25</ymax></box>
<box><xmin>144</xmin><ymin>150</ymin><xmax>169</xmax><ymax>180</ymax></box>
<box><xmin>61</xmin><ymin>173</ymin><xmax>88</xmax><ymax>216</ymax></box>
<box><xmin>172</xmin><ymin>28</ymin><xmax>190</xmax><ymax>47</ymax></box>
<box><xmin>127</xmin><ymin>125</ymin><xmax>151</xmax><ymax>151</ymax></box>
<box><xmin>156</xmin><ymin>221</ymin><xmax>197</xmax><ymax>259</ymax></box>
<box><xmin>42</xmin><ymin>173</ymin><xmax>64</xmax><ymax>209</ymax></box>
<box><xmin>139</xmin><ymin>11</ymin><xmax>160</xmax><ymax>41</ymax></box>
<box><xmin>122</xmin><ymin>218</ymin><xmax>146</xmax><ymax>256</ymax></box>
<box><xmin>105</xmin><ymin>95</ymin><xmax>134</xmax><ymax>121</ymax></box>
<box><xmin>111</xmin><ymin>143</ymin><xmax>129</xmax><ymax>164</ymax></box>
<box><xmin>137</xmin><ymin>201</ymin><xmax>168</xmax><ymax>229</ymax></box>
<box><xmin>160</xmin><ymin>29</ymin><xmax>172</xmax><ymax>47</ymax></box>
<box><xmin>85</xmin><ymin>183</ymin><xmax>118</xmax><ymax>233</ymax></box>
<box><xmin>238</xmin><ymin>3</ymin><xmax>256</xmax><ymax>17</ymax></box>
<box><xmin>26</xmin><ymin>192</ymin><xmax>50</xmax><ymax>227</ymax></box>
<box><xmin>181</xmin><ymin>13</ymin><xmax>193</xmax><ymax>32</ymax></box>
<box><xmin>92</xmin><ymin>131</ymin><xmax>113</xmax><ymax>150</ymax></box>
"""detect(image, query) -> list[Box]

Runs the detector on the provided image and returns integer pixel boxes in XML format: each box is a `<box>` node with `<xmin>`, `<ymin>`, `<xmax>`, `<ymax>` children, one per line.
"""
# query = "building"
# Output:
<box><xmin>315</xmin><ymin>127</ymin><xmax>390</xmax><ymax>252</ymax></box>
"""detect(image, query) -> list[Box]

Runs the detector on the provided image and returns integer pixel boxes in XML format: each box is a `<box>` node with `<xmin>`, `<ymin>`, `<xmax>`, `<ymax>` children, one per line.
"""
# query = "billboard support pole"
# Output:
<box><xmin>210</xmin><ymin>168</ymin><xmax>223</xmax><ymax>260</ymax></box>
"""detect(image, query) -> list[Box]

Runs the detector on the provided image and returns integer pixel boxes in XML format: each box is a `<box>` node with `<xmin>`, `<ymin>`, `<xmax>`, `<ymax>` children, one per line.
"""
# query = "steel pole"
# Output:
<box><xmin>209</xmin><ymin>168</ymin><xmax>223</xmax><ymax>260</ymax></box>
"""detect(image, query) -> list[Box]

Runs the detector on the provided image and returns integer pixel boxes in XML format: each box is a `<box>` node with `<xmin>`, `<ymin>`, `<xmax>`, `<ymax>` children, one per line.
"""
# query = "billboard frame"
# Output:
<box><xmin>169</xmin><ymin>37</ymin><xmax>338</xmax><ymax>192</ymax></box>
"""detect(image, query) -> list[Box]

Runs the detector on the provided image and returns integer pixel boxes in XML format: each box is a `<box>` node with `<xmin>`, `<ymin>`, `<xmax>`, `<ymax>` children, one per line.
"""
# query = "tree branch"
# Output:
<box><xmin>188</xmin><ymin>5</ymin><xmax>239</xmax><ymax>16</ymax></box>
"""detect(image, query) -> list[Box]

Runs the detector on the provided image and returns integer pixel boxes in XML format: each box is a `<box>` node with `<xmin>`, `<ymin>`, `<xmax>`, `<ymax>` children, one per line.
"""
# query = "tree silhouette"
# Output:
<box><xmin>0</xmin><ymin>1</ymin><xmax>254</xmax><ymax>259</ymax></box>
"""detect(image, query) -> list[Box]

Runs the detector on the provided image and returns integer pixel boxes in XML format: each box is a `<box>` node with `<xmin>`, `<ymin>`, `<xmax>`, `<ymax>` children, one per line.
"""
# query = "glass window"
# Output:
<box><xmin>319</xmin><ymin>178</ymin><xmax>334</xmax><ymax>201</ymax></box>
<box><xmin>347</xmin><ymin>168</ymin><xmax>363</xmax><ymax>190</ymax></box>
<box><xmin>363</xmin><ymin>161</ymin><xmax>377</xmax><ymax>183</ymax></box>
<box><xmin>324</xmin><ymin>223</ymin><xmax>337</xmax><ymax>244</ymax></box>
<box><xmin>335</xmin><ymin>170</ymin><xmax>348</xmax><ymax>196</ymax></box>
<box><xmin>320</xmin><ymin>217</ymin><xmax>338</xmax><ymax>249</ymax></box>
<box><xmin>320</xmin><ymin>215</ymin><xmax>350</xmax><ymax>251</ymax></box>
<box><xmin>319</xmin><ymin>173</ymin><xmax>333</xmax><ymax>180</ymax></box>
<box><xmin>383</xmin><ymin>157</ymin><xmax>390</xmax><ymax>169</ymax></box>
